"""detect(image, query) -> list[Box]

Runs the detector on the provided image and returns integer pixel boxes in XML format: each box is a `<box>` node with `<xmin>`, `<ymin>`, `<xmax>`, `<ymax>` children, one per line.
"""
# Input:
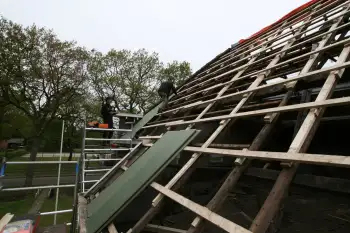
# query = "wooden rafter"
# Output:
<box><xmin>84</xmin><ymin>1</ymin><xmax>350</xmax><ymax>233</ymax></box>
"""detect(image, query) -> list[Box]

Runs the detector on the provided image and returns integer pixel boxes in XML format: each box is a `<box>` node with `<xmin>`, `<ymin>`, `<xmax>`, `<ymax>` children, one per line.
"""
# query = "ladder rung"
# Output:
<box><xmin>84</xmin><ymin>151</ymin><xmax>129</xmax><ymax>154</ymax></box>
<box><xmin>84</xmin><ymin>169</ymin><xmax>110</xmax><ymax>173</ymax></box>
<box><xmin>139</xmin><ymin>136</ymin><xmax>162</xmax><ymax>139</ymax></box>
<box><xmin>82</xmin><ymin>180</ymin><xmax>99</xmax><ymax>183</ymax></box>
<box><xmin>84</xmin><ymin>148</ymin><xmax>131</xmax><ymax>152</ymax></box>
<box><xmin>85</xmin><ymin>128</ymin><xmax>131</xmax><ymax>132</ymax></box>
<box><xmin>85</xmin><ymin>138</ymin><xmax>132</xmax><ymax>141</ymax></box>
<box><xmin>85</xmin><ymin>158</ymin><xmax>121</xmax><ymax>162</ymax></box>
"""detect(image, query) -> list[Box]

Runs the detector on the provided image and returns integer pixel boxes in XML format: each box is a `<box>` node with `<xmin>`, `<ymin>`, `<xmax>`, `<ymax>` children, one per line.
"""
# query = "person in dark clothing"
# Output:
<box><xmin>158</xmin><ymin>80</ymin><xmax>177</xmax><ymax>109</ymax></box>
<box><xmin>101</xmin><ymin>96</ymin><xmax>117</xmax><ymax>145</ymax></box>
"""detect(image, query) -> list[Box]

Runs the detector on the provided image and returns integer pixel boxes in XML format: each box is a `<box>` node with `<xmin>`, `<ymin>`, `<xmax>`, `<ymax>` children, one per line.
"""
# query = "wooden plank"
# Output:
<box><xmin>0</xmin><ymin>213</ymin><xmax>14</xmax><ymax>232</ymax></box>
<box><xmin>151</xmin><ymin>76</ymin><xmax>266</xmax><ymax>206</ymax></box>
<box><xmin>144</xmin><ymin>59</ymin><xmax>350</xmax><ymax>129</ymax></box>
<box><xmin>193</xmin><ymin>143</ymin><xmax>250</xmax><ymax>149</ymax></box>
<box><xmin>134</xmin><ymin>8</ymin><xmax>326</xmax><ymax>233</ymax></box>
<box><xmin>183</xmin><ymin>146</ymin><xmax>350</xmax><ymax>168</ymax></box>
<box><xmin>183</xmin><ymin>27</ymin><xmax>285</xmax><ymax>129</ymax></box>
<box><xmin>108</xmin><ymin>223</ymin><xmax>118</xmax><ymax>233</ymax></box>
<box><xmin>154</xmin><ymin>13</ymin><xmax>315</xmax><ymax>233</ymax></box>
<box><xmin>250</xmin><ymin>9</ymin><xmax>350</xmax><ymax>232</ymax></box>
<box><xmin>129</xmin><ymin>27</ymin><xmax>287</xmax><ymax>233</ymax></box>
<box><xmin>150</xmin><ymin>22</ymin><xmax>288</xmax><ymax>209</ymax></box>
<box><xmin>150</xmin><ymin>182</ymin><xmax>252</xmax><ymax>233</ymax></box>
<box><xmin>145</xmin><ymin>224</ymin><xmax>186</xmax><ymax>233</ymax></box>
<box><xmin>172</xmin><ymin>18</ymin><xmax>350</xmax><ymax>105</ymax></box>
<box><xmin>187</xmin><ymin>90</ymin><xmax>295</xmax><ymax>233</ymax></box>
<box><xmin>78</xmin><ymin>194</ymin><xmax>88</xmax><ymax>233</ymax></box>
<box><xmin>159</xmin><ymin>35</ymin><xmax>350</xmax><ymax>116</ymax></box>
<box><xmin>178</xmin><ymin>0</ymin><xmax>342</xmax><ymax>95</ymax></box>
<box><xmin>131</xmin><ymin>3</ymin><xmax>347</xmax><ymax>233</ymax></box>
<box><xmin>159</xmin><ymin>96</ymin><xmax>350</xmax><ymax>127</ymax></box>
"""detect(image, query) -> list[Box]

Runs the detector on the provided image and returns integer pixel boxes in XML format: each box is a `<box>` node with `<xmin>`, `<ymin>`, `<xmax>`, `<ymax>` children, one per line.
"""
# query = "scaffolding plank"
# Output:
<box><xmin>86</xmin><ymin>130</ymin><xmax>199</xmax><ymax>233</ymax></box>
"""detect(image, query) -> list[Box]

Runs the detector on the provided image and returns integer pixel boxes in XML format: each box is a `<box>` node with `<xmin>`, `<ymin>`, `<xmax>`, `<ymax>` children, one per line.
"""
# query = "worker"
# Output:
<box><xmin>158</xmin><ymin>79</ymin><xmax>177</xmax><ymax>109</ymax></box>
<box><xmin>101</xmin><ymin>96</ymin><xmax>117</xmax><ymax>145</ymax></box>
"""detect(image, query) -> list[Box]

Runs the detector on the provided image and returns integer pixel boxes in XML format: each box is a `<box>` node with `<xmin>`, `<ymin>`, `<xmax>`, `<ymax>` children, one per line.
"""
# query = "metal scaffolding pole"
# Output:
<box><xmin>54</xmin><ymin>120</ymin><xmax>65</xmax><ymax>225</ymax></box>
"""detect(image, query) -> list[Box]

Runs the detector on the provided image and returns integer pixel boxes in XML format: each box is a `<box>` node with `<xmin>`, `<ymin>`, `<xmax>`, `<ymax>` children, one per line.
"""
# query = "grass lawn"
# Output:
<box><xmin>0</xmin><ymin>192</ymin><xmax>74</xmax><ymax>227</ymax></box>
<box><xmin>0</xmin><ymin>194</ymin><xmax>35</xmax><ymax>217</ymax></box>
<box><xmin>39</xmin><ymin>194</ymin><xmax>74</xmax><ymax>226</ymax></box>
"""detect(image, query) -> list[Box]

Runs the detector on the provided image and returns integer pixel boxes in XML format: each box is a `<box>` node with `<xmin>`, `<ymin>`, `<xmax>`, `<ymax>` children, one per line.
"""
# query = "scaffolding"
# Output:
<box><xmin>76</xmin><ymin>0</ymin><xmax>350</xmax><ymax>233</ymax></box>
<box><xmin>80</xmin><ymin>125</ymin><xmax>136</xmax><ymax>193</ymax></box>
<box><xmin>0</xmin><ymin>120</ymin><xmax>76</xmax><ymax>224</ymax></box>
<box><xmin>0</xmin><ymin>113</ymin><xmax>140</xmax><ymax>229</ymax></box>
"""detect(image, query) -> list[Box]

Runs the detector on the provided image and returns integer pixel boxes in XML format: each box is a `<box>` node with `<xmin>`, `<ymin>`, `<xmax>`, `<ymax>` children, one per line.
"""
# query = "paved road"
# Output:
<box><xmin>1</xmin><ymin>174</ymin><xmax>102</xmax><ymax>188</ymax></box>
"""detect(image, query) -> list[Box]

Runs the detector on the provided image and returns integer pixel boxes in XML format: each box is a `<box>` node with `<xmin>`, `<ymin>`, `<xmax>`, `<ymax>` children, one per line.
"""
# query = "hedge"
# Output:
<box><xmin>0</xmin><ymin>149</ymin><xmax>28</xmax><ymax>160</ymax></box>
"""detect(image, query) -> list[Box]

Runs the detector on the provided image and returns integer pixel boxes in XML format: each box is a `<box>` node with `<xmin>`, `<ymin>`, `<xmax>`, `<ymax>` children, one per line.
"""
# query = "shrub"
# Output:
<box><xmin>0</xmin><ymin>149</ymin><xmax>28</xmax><ymax>160</ymax></box>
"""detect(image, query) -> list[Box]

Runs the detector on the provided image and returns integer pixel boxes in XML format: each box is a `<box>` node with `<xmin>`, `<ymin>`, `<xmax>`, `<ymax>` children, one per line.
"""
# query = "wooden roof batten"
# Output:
<box><xmin>81</xmin><ymin>1</ymin><xmax>350</xmax><ymax>233</ymax></box>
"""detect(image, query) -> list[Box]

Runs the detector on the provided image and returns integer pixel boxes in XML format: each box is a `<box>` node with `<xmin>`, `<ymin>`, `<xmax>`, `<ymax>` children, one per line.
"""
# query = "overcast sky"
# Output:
<box><xmin>1</xmin><ymin>0</ymin><xmax>310</xmax><ymax>71</ymax></box>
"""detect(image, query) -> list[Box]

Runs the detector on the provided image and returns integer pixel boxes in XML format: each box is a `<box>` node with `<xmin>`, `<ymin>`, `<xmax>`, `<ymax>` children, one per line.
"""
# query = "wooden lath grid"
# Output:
<box><xmin>85</xmin><ymin>1</ymin><xmax>350</xmax><ymax>233</ymax></box>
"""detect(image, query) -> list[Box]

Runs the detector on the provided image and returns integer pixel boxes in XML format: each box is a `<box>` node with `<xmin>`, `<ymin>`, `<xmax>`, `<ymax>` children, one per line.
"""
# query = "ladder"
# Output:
<box><xmin>80</xmin><ymin>120</ymin><xmax>137</xmax><ymax>193</ymax></box>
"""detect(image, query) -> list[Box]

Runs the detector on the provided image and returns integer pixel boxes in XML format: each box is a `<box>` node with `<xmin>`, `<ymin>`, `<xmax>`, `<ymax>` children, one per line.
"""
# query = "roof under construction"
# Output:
<box><xmin>77</xmin><ymin>0</ymin><xmax>350</xmax><ymax>232</ymax></box>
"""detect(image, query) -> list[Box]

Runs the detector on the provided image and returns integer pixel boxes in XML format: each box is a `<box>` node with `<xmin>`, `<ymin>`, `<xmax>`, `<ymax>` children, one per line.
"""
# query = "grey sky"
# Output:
<box><xmin>1</xmin><ymin>0</ymin><xmax>309</xmax><ymax>71</ymax></box>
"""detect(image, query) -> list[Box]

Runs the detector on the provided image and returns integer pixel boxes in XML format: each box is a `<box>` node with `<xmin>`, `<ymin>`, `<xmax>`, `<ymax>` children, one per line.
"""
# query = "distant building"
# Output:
<box><xmin>0</xmin><ymin>140</ymin><xmax>8</xmax><ymax>150</ymax></box>
<box><xmin>6</xmin><ymin>138</ymin><xmax>25</xmax><ymax>149</ymax></box>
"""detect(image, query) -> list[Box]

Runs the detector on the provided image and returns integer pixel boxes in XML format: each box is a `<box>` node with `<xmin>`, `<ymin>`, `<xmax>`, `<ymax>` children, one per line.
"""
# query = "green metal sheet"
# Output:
<box><xmin>121</xmin><ymin>93</ymin><xmax>176</xmax><ymax>139</ymax></box>
<box><xmin>121</xmin><ymin>102</ymin><xmax>162</xmax><ymax>139</ymax></box>
<box><xmin>87</xmin><ymin>129</ymin><xmax>199</xmax><ymax>233</ymax></box>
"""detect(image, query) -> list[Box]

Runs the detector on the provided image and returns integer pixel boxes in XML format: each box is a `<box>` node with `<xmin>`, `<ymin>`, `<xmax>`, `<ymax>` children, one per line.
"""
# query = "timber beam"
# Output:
<box><xmin>250</xmin><ymin>10</ymin><xmax>350</xmax><ymax>232</ymax></box>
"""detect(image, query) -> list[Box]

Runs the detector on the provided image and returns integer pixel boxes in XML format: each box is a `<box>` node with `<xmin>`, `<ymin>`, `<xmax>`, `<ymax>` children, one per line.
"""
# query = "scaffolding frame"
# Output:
<box><xmin>0</xmin><ymin>115</ymin><xmax>139</xmax><ymax>229</ymax></box>
<box><xmin>0</xmin><ymin>120</ymin><xmax>78</xmax><ymax>224</ymax></box>
<box><xmin>80</xmin><ymin>123</ymin><xmax>135</xmax><ymax>193</ymax></box>
<box><xmin>80</xmin><ymin>1</ymin><xmax>350</xmax><ymax>233</ymax></box>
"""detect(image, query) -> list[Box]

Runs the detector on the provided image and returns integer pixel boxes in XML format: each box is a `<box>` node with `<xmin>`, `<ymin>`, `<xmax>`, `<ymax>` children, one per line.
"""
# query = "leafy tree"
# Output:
<box><xmin>88</xmin><ymin>50</ymin><xmax>192</xmax><ymax>114</ymax></box>
<box><xmin>88</xmin><ymin>49</ymin><xmax>162</xmax><ymax>113</ymax></box>
<box><xmin>159</xmin><ymin>61</ymin><xmax>192</xmax><ymax>86</ymax></box>
<box><xmin>0</xmin><ymin>17</ymin><xmax>89</xmax><ymax>185</ymax></box>
<box><xmin>1</xmin><ymin>105</ymin><xmax>32</xmax><ymax>139</ymax></box>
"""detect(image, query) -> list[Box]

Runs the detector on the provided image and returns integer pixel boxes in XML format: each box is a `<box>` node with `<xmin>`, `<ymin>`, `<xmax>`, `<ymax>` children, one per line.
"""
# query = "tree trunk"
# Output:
<box><xmin>24</xmin><ymin>137</ymin><xmax>40</xmax><ymax>186</ymax></box>
<box><xmin>0</xmin><ymin>105</ymin><xmax>5</xmax><ymax>140</ymax></box>
<box><xmin>68</xmin><ymin>149</ymin><xmax>73</xmax><ymax>161</ymax></box>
